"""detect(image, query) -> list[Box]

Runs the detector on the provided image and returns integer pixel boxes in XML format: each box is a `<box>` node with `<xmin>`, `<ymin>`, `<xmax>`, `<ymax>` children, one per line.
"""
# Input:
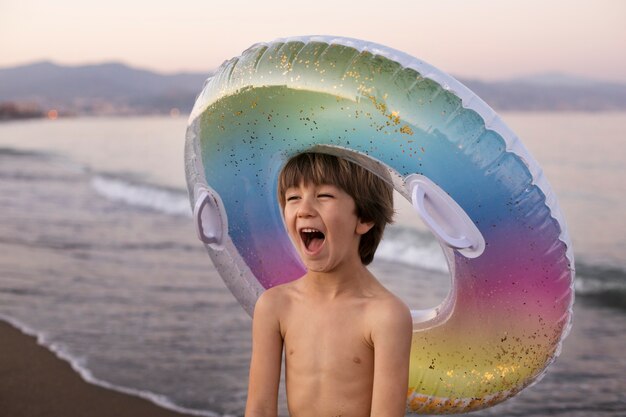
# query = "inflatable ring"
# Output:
<box><xmin>185</xmin><ymin>36</ymin><xmax>574</xmax><ymax>413</ymax></box>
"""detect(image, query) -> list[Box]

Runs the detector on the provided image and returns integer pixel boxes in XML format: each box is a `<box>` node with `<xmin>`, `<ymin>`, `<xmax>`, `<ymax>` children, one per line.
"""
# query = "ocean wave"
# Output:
<box><xmin>0</xmin><ymin>314</ymin><xmax>229</xmax><ymax>417</ymax></box>
<box><xmin>377</xmin><ymin>228</ymin><xmax>626</xmax><ymax>310</ymax></box>
<box><xmin>574</xmin><ymin>264</ymin><xmax>626</xmax><ymax>309</ymax></box>
<box><xmin>90</xmin><ymin>175</ymin><xmax>191</xmax><ymax>217</ymax></box>
<box><xmin>87</xmin><ymin>175</ymin><xmax>451</xmax><ymax>273</ymax></box>
<box><xmin>0</xmin><ymin>146</ymin><xmax>49</xmax><ymax>158</ymax></box>
<box><xmin>377</xmin><ymin>226</ymin><xmax>449</xmax><ymax>273</ymax></box>
<box><xmin>88</xmin><ymin>175</ymin><xmax>626</xmax><ymax>306</ymax></box>
<box><xmin>575</xmin><ymin>265</ymin><xmax>626</xmax><ymax>294</ymax></box>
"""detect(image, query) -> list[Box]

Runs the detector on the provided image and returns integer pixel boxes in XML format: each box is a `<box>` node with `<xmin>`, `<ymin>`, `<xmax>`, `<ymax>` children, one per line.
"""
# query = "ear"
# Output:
<box><xmin>356</xmin><ymin>218</ymin><xmax>374</xmax><ymax>235</ymax></box>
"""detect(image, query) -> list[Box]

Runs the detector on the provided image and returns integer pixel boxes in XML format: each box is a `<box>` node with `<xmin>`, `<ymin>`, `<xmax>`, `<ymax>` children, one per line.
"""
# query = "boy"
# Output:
<box><xmin>245</xmin><ymin>153</ymin><xmax>412</xmax><ymax>417</ymax></box>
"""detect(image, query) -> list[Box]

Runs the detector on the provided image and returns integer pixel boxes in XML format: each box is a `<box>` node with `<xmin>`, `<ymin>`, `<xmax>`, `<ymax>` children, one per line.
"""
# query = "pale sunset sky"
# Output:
<box><xmin>1</xmin><ymin>0</ymin><xmax>624</xmax><ymax>82</ymax></box>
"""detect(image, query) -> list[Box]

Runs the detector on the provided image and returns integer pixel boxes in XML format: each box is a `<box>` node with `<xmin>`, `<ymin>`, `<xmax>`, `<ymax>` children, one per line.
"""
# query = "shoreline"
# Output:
<box><xmin>0</xmin><ymin>319</ymin><xmax>210</xmax><ymax>417</ymax></box>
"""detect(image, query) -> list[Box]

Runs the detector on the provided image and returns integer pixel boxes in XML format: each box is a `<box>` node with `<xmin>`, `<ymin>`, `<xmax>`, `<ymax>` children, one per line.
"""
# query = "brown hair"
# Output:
<box><xmin>277</xmin><ymin>153</ymin><xmax>394</xmax><ymax>265</ymax></box>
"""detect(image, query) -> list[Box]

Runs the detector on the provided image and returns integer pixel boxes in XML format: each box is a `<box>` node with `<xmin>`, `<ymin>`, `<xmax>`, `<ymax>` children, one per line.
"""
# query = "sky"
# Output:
<box><xmin>1</xmin><ymin>0</ymin><xmax>625</xmax><ymax>82</ymax></box>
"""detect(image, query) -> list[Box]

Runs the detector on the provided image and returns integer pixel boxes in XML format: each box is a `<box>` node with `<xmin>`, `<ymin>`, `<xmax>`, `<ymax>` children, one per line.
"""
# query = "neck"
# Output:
<box><xmin>302</xmin><ymin>258</ymin><xmax>373</xmax><ymax>300</ymax></box>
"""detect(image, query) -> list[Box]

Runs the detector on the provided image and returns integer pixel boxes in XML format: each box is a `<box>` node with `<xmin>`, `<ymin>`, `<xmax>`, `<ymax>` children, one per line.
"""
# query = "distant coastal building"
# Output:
<box><xmin>0</xmin><ymin>102</ymin><xmax>45</xmax><ymax>121</ymax></box>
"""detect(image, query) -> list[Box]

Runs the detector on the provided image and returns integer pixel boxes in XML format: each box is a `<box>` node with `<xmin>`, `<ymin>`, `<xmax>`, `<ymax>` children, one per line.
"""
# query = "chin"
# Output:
<box><xmin>303</xmin><ymin>259</ymin><xmax>334</xmax><ymax>273</ymax></box>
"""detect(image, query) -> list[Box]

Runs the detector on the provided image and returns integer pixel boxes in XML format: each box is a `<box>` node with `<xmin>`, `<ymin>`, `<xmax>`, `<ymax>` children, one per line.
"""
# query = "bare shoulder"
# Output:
<box><xmin>252</xmin><ymin>281</ymin><xmax>300</xmax><ymax>329</ymax></box>
<box><xmin>367</xmin><ymin>290</ymin><xmax>413</xmax><ymax>341</ymax></box>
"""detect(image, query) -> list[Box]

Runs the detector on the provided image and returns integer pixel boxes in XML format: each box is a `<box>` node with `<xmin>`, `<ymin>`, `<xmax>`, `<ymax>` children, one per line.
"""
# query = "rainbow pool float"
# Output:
<box><xmin>184</xmin><ymin>36</ymin><xmax>574</xmax><ymax>413</ymax></box>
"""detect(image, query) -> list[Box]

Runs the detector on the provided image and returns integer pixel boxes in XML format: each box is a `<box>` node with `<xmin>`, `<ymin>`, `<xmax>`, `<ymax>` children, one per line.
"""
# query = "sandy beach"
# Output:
<box><xmin>0</xmin><ymin>320</ymin><xmax>196</xmax><ymax>417</ymax></box>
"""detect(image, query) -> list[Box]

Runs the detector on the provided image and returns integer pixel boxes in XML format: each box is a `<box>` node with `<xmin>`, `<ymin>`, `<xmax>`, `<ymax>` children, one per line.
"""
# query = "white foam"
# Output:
<box><xmin>377</xmin><ymin>233</ymin><xmax>448</xmax><ymax>274</ymax></box>
<box><xmin>574</xmin><ymin>274</ymin><xmax>626</xmax><ymax>295</ymax></box>
<box><xmin>90</xmin><ymin>172</ymin><xmax>447</xmax><ymax>275</ymax></box>
<box><xmin>0</xmin><ymin>314</ymin><xmax>226</xmax><ymax>417</ymax></box>
<box><xmin>91</xmin><ymin>176</ymin><xmax>191</xmax><ymax>217</ymax></box>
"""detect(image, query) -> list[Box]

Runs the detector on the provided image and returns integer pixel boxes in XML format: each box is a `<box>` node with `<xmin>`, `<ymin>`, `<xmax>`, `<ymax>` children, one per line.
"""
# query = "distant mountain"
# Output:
<box><xmin>1</xmin><ymin>61</ymin><xmax>625</xmax><ymax>117</ymax></box>
<box><xmin>0</xmin><ymin>61</ymin><xmax>210</xmax><ymax>116</ymax></box>
<box><xmin>460</xmin><ymin>73</ymin><xmax>626</xmax><ymax>111</ymax></box>
<box><xmin>507</xmin><ymin>72</ymin><xmax>604</xmax><ymax>87</ymax></box>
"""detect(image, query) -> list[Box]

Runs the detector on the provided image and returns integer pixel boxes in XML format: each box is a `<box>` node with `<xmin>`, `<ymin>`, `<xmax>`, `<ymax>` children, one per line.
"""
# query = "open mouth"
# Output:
<box><xmin>299</xmin><ymin>228</ymin><xmax>326</xmax><ymax>252</ymax></box>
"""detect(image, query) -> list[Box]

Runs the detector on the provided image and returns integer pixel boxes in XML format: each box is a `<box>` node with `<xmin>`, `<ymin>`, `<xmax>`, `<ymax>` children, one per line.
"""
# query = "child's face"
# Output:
<box><xmin>283</xmin><ymin>182</ymin><xmax>373</xmax><ymax>273</ymax></box>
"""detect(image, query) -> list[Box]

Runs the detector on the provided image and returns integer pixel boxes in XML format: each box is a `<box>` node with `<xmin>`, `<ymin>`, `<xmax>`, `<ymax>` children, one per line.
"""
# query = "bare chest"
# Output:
<box><xmin>282</xmin><ymin>303</ymin><xmax>374</xmax><ymax>377</ymax></box>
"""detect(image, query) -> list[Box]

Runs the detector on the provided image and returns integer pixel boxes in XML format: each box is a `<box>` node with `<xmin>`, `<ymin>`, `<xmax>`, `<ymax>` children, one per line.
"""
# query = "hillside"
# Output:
<box><xmin>1</xmin><ymin>61</ymin><xmax>625</xmax><ymax>118</ymax></box>
<box><xmin>0</xmin><ymin>61</ymin><xmax>208</xmax><ymax>116</ymax></box>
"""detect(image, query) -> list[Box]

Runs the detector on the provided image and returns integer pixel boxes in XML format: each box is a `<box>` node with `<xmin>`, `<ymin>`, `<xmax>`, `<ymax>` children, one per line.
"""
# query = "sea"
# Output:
<box><xmin>0</xmin><ymin>112</ymin><xmax>624</xmax><ymax>416</ymax></box>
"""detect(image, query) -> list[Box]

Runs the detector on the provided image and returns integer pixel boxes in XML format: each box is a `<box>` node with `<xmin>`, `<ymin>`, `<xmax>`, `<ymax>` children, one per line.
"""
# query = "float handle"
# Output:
<box><xmin>193</xmin><ymin>184</ymin><xmax>227</xmax><ymax>249</ymax></box>
<box><xmin>406</xmin><ymin>174</ymin><xmax>485</xmax><ymax>258</ymax></box>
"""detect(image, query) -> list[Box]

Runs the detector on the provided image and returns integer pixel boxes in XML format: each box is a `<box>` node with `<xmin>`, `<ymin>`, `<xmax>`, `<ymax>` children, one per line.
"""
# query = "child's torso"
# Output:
<box><xmin>280</xmin><ymin>283</ymin><xmax>384</xmax><ymax>417</ymax></box>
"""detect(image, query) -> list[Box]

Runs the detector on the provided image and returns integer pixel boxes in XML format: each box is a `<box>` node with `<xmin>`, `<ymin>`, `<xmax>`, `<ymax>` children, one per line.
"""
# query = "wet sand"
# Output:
<box><xmin>0</xmin><ymin>320</ymin><xmax>195</xmax><ymax>417</ymax></box>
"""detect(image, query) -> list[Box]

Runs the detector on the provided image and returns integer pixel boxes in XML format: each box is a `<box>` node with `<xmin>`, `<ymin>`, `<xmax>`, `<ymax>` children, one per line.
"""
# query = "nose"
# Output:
<box><xmin>297</xmin><ymin>194</ymin><xmax>317</xmax><ymax>218</ymax></box>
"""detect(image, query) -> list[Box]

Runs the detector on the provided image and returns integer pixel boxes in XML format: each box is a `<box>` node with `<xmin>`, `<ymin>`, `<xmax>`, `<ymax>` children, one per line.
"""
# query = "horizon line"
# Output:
<box><xmin>2</xmin><ymin>58</ymin><xmax>626</xmax><ymax>86</ymax></box>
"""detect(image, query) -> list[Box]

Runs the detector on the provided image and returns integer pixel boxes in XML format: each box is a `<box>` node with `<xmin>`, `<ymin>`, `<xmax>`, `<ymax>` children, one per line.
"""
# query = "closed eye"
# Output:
<box><xmin>317</xmin><ymin>193</ymin><xmax>334</xmax><ymax>198</ymax></box>
<box><xmin>286</xmin><ymin>195</ymin><xmax>300</xmax><ymax>202</ymax></box>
